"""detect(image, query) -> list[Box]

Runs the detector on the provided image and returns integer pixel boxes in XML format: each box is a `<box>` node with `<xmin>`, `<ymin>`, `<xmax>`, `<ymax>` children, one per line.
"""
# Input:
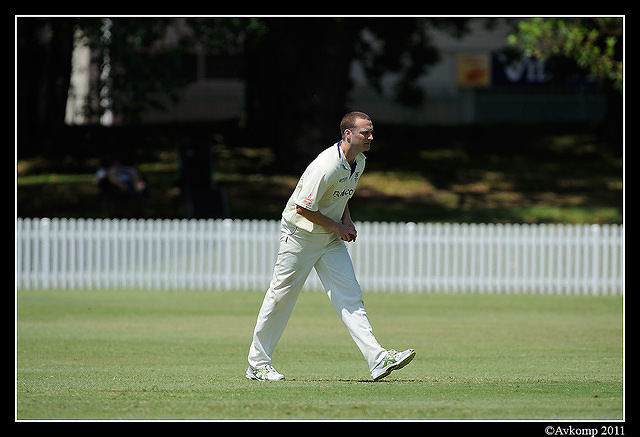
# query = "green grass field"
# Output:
<box><xmin>16</xmin><ymin>289</ymin><xmax>623</xmax><ymax>421</ymax></box>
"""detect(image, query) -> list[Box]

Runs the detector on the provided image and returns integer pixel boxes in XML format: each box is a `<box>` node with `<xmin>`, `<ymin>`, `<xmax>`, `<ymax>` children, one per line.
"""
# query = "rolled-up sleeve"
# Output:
<box><xmin>292</xmin><ymin>164</ymin><xmax>329</xmax><ymax>212</ymax></box>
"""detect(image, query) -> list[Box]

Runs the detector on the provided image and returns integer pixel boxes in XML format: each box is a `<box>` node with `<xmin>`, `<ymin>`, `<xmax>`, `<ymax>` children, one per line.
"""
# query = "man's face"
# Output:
<box><xmin>348</xmin><ymin>118</ymin><xmax>374</xmax><ymax>153</ymax></box>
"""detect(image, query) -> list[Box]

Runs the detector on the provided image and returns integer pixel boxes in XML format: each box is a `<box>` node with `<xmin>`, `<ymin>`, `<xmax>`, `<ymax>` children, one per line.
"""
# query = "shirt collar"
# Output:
<box><xmin>336</xmin><ymin>141</ymin><xmax>365</xmax><ymax>170</ymax></box>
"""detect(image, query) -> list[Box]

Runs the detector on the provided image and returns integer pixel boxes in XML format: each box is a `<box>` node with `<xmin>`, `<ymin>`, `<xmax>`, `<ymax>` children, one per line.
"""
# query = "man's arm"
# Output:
<box><xmin>340</xmin><ymin>203</ymin><xmax>357</xmax><ymax>242</ymax></box>
<box><xmin>295</xmin><ymin>204</ymin><xmax>357</xmax><ymax>241</ymax></box>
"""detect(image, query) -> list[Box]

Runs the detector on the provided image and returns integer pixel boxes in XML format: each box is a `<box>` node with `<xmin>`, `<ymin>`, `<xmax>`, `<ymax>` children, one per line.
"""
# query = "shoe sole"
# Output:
<box><xmin>372</xmin><ymin>349</ymin><xmax>416</xmax><ymax>381</ymax></box>
<box><xmin>245</xmin><ymin>373</ymin><xmax>285</xmax><ymax>381</ymax></box>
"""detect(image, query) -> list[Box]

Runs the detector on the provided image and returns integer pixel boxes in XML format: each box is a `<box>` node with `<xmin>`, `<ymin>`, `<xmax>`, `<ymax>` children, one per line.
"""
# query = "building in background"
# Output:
<box><xmin>347</xmin><ymin>19</ymin><xmax>606</xmax><ymax>124</ymax></box>
<box><xmin>65</xmin><ymin>18</ymin><xmax>606</xmax><ymax>127</ymax></box>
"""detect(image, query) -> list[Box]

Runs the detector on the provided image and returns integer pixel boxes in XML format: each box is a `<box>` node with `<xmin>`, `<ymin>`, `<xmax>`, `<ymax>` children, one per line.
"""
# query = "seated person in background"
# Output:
<box><xmin>94</xmin><ymin>158</ymin><xmax>148</xmax><ymax>217</ymax></box>
<box><xmin>94</xmin><ymin>159</ymin><xmax>147</xmax><ymax>197</ymax></box>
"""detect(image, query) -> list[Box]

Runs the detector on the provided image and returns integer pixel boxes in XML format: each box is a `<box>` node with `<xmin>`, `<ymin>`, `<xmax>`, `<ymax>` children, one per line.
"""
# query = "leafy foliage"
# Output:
<box><xmin>508</xmin><ymin>18</ymin><xmax>623</xmax><ymax>91</ymax></box>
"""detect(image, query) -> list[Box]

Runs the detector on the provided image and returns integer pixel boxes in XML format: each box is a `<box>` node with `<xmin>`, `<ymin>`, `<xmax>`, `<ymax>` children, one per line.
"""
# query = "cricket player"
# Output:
<box><xmin>246</xmin><ymin>111</ymin><xmax>415</xmax><ymax>381</ymax></box>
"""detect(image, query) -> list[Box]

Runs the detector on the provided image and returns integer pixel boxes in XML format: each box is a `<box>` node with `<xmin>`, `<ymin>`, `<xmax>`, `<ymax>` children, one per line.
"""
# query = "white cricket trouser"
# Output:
<box><xmin>248</xmin><ymin>220</ymin><xmax>387</xmax><ymax>371</ymax></box>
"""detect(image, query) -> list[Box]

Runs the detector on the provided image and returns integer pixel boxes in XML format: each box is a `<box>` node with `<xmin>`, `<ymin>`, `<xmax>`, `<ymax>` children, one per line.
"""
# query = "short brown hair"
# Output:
<box><xmin>340</xmin><ymin>111</ymin><xmax>371</xmax><ymax>139</ymax></box>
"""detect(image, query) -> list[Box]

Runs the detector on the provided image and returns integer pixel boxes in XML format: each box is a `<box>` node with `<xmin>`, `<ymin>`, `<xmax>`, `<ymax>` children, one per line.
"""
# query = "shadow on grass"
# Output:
<box><xmin>17</xmin><ymin>122</ymin><xmax>623</xmax><ymax>224</ymax></box>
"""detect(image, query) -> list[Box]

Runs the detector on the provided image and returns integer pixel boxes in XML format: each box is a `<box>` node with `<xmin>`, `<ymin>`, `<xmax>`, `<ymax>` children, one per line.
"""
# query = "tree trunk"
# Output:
<box><xmin>17</xmin><ymin>18</ymin><xmax>75</xmax><ymax>157</ymax></box>
<box><xmin>244</xmin><ymin>18</ymin><xmax>359</xmax><ymax>174</ymax></box>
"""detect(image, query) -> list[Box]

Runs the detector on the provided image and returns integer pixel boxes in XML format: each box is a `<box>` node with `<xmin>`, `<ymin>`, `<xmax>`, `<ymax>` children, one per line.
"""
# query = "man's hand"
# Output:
<box><xmin>336</xmin><ymin>222</ymin><xmax>357</xmax><ymax>242</ymax></box>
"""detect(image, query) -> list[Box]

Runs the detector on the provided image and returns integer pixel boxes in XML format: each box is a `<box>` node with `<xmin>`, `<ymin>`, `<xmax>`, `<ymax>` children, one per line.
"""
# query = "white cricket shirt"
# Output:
<box><xmin>282</xmin><ymin>142</ymin><xmax>366</xmax><ymax>233</ymax></box>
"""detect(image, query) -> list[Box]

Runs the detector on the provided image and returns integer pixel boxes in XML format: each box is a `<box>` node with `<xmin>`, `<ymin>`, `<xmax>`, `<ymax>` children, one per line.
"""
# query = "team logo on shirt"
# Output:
<box><xmin>303</xmin><ymin>193</ymin><xmax>313</xmax><ymax>205</ymax></box>
<box><xmin>333</xmin><ymin>188</ymin><xmax>354</xmax><ymax>198</ymax></box>
<box><xmin>354</xmin><ymin>172</ymin><xmax>360</xmax><ymax>183</ymax></box>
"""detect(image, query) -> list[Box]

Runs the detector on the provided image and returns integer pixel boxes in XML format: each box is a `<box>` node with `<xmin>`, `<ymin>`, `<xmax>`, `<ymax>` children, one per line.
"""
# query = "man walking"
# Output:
<box><xmin>246</xmin><ymin>111</ymin><xmax>415</xmax><ymax>381</ymax></box>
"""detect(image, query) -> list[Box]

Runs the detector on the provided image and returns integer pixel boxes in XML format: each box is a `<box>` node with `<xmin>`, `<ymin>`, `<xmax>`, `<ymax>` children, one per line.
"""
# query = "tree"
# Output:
<box><xmin>508</xmin><ymin>17</ymin><xmax>622</xmax><ymax>91</ymax></box>
<box><xmin>17</xmin><ymin>17</ymin><xmax>473</xmax><ymax>162</ymax></box>
<box><xmin>508</xmin><ymin>17</ymin><xmax>623</xmax><ymax>151</ymax></box>
<box><xmin>243</xmin><ymin>18</ymin><xmax>360</xmax><ymax>172</ymax></box>
<box><xmin>243</xmin><ymin>17</ymin><xmax>472</xmax><ymax>172</ymax></box>
<box><xmin>17</xmin><ymin>17</ymin><xmax>197</xmax><ymax>156</ymax></box>
<box><xmin>17</xmin><ymin>18</ymin><xmax>76</xmax><ymax>156</ymax></box>
<box><xmin>77</xmin><ymin>17</ymin><xmax>202</xmax><ymax>125</ymax></box>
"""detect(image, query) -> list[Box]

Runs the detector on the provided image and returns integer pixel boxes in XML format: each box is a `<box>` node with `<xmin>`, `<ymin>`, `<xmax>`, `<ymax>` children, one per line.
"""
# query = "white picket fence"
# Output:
<box><xmin>16</xmin><ymin>218</ymin><xmax>624</xmax><ymax>295</ymax></box>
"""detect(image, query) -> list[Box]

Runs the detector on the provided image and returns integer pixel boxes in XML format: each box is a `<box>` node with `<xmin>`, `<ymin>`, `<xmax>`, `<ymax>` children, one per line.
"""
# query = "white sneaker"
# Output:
<box><xmin>371</xmin><ymin>349</ymin><xmax>415</xmax><ymax>381</ymax></box>
<box><xmin>245</xmin><ymin>364</ymin><xmax>285</xmax><ymax>381</ymax></box>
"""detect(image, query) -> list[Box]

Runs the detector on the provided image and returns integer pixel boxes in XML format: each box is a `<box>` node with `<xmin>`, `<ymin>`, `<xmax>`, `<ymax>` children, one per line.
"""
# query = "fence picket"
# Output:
<box><xmin>15</xmin><ymin>218</ymin><xmax>623</xmax><ymax>295</ymax></box>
